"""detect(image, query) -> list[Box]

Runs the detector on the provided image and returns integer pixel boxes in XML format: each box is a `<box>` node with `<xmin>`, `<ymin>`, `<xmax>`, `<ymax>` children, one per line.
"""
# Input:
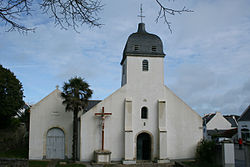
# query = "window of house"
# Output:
<box><xmin>141</xmin><ymin>107</ymin><xmax>148</xmax><ymax>119</ymax></box>
<box><xmin>142</xmin><ymin>60</ymin><xmax>148</xmax><ymax>71</ymax></box>
<box><xmin>152</xmin><ymin>46</ymin><xmax>157</xmax><ymax>52</ymax></box>
<box><xmin>134</xmin><ymin>45</ymin><xmax>140</xmax><ymax>51</ymax></box>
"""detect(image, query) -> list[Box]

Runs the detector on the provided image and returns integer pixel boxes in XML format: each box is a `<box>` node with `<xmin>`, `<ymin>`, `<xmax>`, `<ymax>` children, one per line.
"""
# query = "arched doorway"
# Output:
<box><xmin>137</xmin><ymin>132</ymin><xmax>151</xmax><ymax>160</ymax></box>
<box><xmin>46</xmin><ymin>128</ymin><xmax>65</xmax><ymax>159</ymax></box>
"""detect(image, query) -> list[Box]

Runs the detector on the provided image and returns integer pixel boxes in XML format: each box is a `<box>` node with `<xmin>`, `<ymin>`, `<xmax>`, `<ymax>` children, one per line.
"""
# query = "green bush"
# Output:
<box><xmin>195</xmin><ymin>139</ymin><xmax>216</xmax><ymax>165</ymax></box>
<box><xmin>29</xmin><ymin>160</ymin><xmax>49</xmax><ymax>167</ymax></box>
<box><xmin>0</xmin><ymin>146</ymin><xmax>28</xmax><ymax>158</ymax></box>
<box><xmin>10</xmin><ymin>117</ymin><xmax>21</xmax><ymax>130</ymax></box>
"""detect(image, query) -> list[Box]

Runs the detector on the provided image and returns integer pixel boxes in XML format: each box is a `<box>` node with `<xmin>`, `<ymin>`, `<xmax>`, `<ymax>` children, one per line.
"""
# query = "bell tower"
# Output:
<box><xmin>120</xmin><ymin>23</ymin><xmax>165</xmax><ymax>87</ymax></box>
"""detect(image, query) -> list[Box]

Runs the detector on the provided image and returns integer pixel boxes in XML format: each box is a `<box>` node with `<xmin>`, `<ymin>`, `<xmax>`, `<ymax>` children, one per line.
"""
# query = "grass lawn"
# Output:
<box><xmin>183</xmin><ymin>161</ymin><xmax>222</xmax><ymax>167</ymax></box>
<box><xmin>0</xmin><ymin>147</ymin><xmax>28</xmax><ymax>158</ymax></box>
<box><xmin>29</xmin><ymin>160</ymin><xmax>50</xmax><ymax>167</ymax></box>
<box><xmin>56</xmin><ymin>163</ymin><xmax>86</xmax><ymax>167</ymax></box>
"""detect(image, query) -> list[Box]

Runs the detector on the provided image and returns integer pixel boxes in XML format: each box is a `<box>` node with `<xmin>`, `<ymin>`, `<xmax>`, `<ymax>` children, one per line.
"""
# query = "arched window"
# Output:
<box><xmin>142</xmin><ymin>60</ymin><xmax>148</xmax><ymax>71</ymax></box>
<box><xmin>141</xmin><ymin>107</ymin><xmax>148</xmax><ymax>119</ymax></box>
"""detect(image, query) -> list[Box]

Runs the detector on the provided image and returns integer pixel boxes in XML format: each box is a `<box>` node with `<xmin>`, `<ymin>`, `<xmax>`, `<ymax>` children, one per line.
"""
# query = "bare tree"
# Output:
<box><xmin>0</xmin><ymin>0</ymin><xmax>192</xmax><ymax>33</ymax></box>
<box><xmin>0</xmin><ymin>0</ymin><xmax>34</xmax><ymax>32</ymax></box>
<box><xmin>40</xmin><ymin>0</ymin><xmax>103</xmax><ymax>32</ymax></box>
<box><xmin>0</xmin><ymin>0</ymin><xmax>102</xmax><ymax>33</ymax></box>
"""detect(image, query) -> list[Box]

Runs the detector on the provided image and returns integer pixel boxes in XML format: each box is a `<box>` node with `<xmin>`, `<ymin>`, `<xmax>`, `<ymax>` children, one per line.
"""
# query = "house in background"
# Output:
<box><xmin>238</xmin><ymin>105</ymin><xmax>250</xmax><ymax>142</ymax></box>
<box><xmin>224</xmin><ymin>115</ymin><xmax>240</xmax><ymax>128</ymax></box>
<box><xmin>203</xmin><ymin>112</ymin><xmax>238</xmax><ymax>140</ymax></box>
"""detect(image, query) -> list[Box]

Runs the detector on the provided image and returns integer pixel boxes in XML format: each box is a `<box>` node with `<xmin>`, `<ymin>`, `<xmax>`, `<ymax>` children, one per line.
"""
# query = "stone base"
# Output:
<box><xmin>94</xmin><ymin>150</ymin><xmax>111</xmax><ymax>164</ymax></box>
<box><xmin>122</xmin><ymin>160</ymin><xmax>136</xmax><ymax>164</ymax></box>
<box><xmin>157</xmin><ymin>159</ymin><xmax>171</xmax><ymax>163</ymax></box>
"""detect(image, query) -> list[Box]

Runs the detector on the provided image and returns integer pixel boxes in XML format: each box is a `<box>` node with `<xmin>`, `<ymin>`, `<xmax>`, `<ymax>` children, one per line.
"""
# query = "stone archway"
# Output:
<box><xmin>46</xmin><ymin>128</ymin><xmax>65</xmax><ymax>159</ymax></box>
<box><xmin>136</xmin><ymin>132</ymin><xmax>151</xmax><ymax>160</ymax></box>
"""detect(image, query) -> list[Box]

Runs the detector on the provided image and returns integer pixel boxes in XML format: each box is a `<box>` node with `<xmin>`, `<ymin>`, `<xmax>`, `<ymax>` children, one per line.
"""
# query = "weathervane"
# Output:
<box><xmin>137</xmin><ymin>4</ymin><xmax>145</xmax><ymax>23</ymax></box>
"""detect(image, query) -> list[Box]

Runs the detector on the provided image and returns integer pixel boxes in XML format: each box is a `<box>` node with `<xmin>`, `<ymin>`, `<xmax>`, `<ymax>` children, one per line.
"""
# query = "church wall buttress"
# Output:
<box><xmin>158</xmin><ymin>100</ymin><xmax>168</xmax><ymax>160</ymax></box>
<box><xmin>124</xmin><ymin>97</ymin><xmax>134</xmax><ymax>160</ymax></box>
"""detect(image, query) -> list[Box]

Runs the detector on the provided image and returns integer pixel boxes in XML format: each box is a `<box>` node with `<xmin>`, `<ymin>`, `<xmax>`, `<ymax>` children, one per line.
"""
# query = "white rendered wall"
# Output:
<box><xmin>80</xmin><ymin>55</ymin><xmax>203</xmax><ymax>161</ymax></box>
<box><xmin>163</xmin><ymin>86</ymin><xmax>203</xmax><ymax>159</ymax></box>
<box><xmin>206</xmin><ymin>112</ymin><xmax>232</xmax><ymax>130</ymax></box>
<box><xmin>80</xmin><ymin>86</ymin><xmax>127</xmax><ymax>161</ymax></box>
<box><xmin>29</xmin><ymin>89</ymin><xmax>73</xmax><ymax>160</ymax></box>
<box><xmin>238</xmin><ymin>121</ymin><xmax>250</xmax><ymax>139</ymax></box>
<box><xmin>222</xmin><ymin>143</ymin><xmax>235</xmax><ymax>167</ymax></box>
<box><xmin>126</xmin><ymin>56</ymin><xmax>164</xmax><ymax>87</ymax></box>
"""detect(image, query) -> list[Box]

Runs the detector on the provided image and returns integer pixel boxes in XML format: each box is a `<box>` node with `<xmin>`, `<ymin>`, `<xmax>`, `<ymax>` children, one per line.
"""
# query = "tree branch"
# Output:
<box><xmin>40</xmin><ymin>0</ymin><xmax>103</xmax><ymax>32</ymax></box>
<box><xmin>1</xmin><ymin>0</ymin><xmax>192</xmax><ymax>33</ymax></box>
<box><xmin>155</xmin><ymin>0</ymin><xmax>193</xmax><ymax>33</ymax></box>
<box><xmin>0</xmin><ymin>0</ymin><xmax>35</xmax><ymax>33</ymax></box>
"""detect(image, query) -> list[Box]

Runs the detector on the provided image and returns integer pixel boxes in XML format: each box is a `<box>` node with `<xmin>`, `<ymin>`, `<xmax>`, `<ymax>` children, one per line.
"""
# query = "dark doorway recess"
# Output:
<box><xmin>137</xmin><ymin>132</ymin><xmax>151</xmax><ymax>160</ymax></box>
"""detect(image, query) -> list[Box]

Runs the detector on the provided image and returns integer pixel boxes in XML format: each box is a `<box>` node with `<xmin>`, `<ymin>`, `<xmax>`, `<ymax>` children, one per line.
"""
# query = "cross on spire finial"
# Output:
<box><xmin>137</xmin><ymin>4</ymin><xmax>145</xmax><ymax>23</ymax></box>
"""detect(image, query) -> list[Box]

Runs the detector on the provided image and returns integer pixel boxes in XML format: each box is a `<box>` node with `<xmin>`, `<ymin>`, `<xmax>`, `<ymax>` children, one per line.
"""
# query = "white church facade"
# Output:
<box><xmin>29</xmin><ymin>23</ymin><xmax>203</xmax><ymax>163</ymax></box>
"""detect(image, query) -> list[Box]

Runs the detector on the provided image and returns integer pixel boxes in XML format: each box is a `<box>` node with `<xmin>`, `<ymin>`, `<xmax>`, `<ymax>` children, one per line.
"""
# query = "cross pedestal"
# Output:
<box><xmin>94</xmin><ymin>150</ymin><xmax>111</xmax><ymax>164</ymax></box>
<box><xmin>94</xmin><ymin>107</ymin><xmax>112</xmax><ymax>163</ymax></box>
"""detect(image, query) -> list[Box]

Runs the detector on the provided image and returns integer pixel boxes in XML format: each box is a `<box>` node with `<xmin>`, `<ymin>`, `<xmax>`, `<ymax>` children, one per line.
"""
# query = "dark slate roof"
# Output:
<box><xmin>238</xmin><ymin>105</ymin><xmax>250</xmax><ymax>121</ymax></box>
<box><xmin>203</xmin><ymin>114</ymin><xmax>215</xmax><ymax>125</ymax></box>
<box><xmin>220</xmin><ymin>128</ymin><xmax>237</xmax><ymax>138</ymax></box>
<box><xmin>85</xmin><ymin>100</ymin><xmax>101</xmax><ymax>111</ymax></box>
<box><xmin>207</xmin><ymin>129</ymin><xmax>225</xmax><ymax>136</ymax></box>
<box><xmin>203</xmin><ymin>113</ymin><xmax>240</xmax><ymax>127</ymax></box>
<box><xmin>224</xmin><ymin>115</ymin><xmax>239</xmax><ymax>127</ymax></box>
<box><xmin>121</xmin><ymin>23</ymin><xmax>165</xmax><ymax>65</ymax></box>
<box><xmin>207</xmin><ymin>128</ymin><xmax>237</xmax><ymax>138</ymax></box>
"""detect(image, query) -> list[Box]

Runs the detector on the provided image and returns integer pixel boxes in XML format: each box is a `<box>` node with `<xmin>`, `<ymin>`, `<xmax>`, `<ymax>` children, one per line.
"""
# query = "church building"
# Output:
<box><xmin>29</xmin><ymin>23</ymin><xmax>203</xmax><ymax>163</ymax></box>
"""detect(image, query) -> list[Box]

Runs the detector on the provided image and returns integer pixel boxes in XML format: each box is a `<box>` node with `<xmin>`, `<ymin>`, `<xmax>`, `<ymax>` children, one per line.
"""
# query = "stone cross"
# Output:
<box><xmin>95</xmin><ymin>107</ymin><xmax>112</xmax><ymax>150</ymax></box>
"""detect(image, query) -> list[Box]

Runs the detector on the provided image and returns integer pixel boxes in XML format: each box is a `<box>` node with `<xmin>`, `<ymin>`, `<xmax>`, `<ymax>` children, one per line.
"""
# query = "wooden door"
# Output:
<box><xmin>46</xmin><ymin>128</ymin><xmax>65</xmax><ymax>159</ymax></box>
<box><xmin>137</xmin><ymin>133</ymin><xmax>151</xmax><ymax>160</ymax></box>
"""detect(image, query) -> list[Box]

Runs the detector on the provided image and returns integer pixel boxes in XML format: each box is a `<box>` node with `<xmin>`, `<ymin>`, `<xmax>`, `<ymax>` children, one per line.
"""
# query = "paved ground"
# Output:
<box><xmin>78</xmin><ymin>162</ymin><xmax>175</xmax><ymax>167</ymax></box>
<box><xmin>47</xmin><ymin>161</ymin><xmax>175</xmax><ymax>167</ymax></box>
<box><xmin>235</xmin><ymin>144</ymin><xmax>246</xmax><ymax>167</ymax></box>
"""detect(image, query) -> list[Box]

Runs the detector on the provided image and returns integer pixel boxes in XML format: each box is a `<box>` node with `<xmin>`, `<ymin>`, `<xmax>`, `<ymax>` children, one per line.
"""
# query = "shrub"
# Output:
<box><xmin>195</xmin><ymin>139</ymin><xmax>216</xmax><ymax>165</ymax></box>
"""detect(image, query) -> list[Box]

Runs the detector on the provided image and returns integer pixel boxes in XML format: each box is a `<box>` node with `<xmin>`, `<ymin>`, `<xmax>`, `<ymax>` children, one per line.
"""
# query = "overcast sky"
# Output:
<box><xmin>1</xmin><ymin>0</ymin><xmax>250</xmax><ymax>116</ymax></box>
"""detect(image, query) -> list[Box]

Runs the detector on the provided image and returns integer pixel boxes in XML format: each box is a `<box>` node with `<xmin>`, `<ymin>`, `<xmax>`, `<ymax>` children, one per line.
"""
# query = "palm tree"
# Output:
<box><xmin>61</xmin><ymin>77</ymin><xmax>93</xmax><ymax>161</ymax></box>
